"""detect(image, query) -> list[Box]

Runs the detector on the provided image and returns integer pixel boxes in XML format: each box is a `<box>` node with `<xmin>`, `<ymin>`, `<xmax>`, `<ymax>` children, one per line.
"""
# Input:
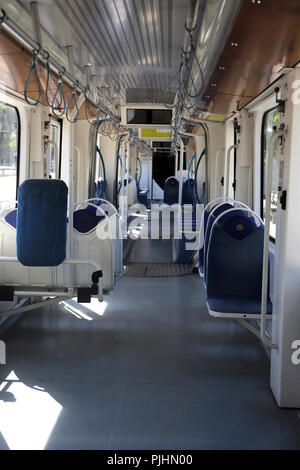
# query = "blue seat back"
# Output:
<box><xmin>182</xmin><ymin>179</ymin><xmax>195</xmax><ymax>205</ymax></box>
<box><xmin>199</xmin><ymin>206</ymin><xmax>216</xmax><ymax>274</ymax></box>
<box><xmin>94</xmin><ymin>180</ymin><xmax>109</xmax><ymax>203</ymax></box>
<box><xmin>206</xmin><ymin>213</ymin><xmax>264</xmax><ymax>301</ymax></box>
<box><xmin>73</xmin><ymin>205</ymin><xmax>105</xmax><ymax>233</ymax></box>
<box><xmin>164</xmin><ymin>177</ymin><xmax>179</xmax><ymax>205</ymax></box>
<box><xmin>17</xmin><ymin>179</ymin><xmax>68</xmax><ymax>266</ymax></box>
<box><xmin>5</xmin><ymin>209</ymin><xmax>17</xmax><ymax>229</ymax></box>
<box><xmin>204</xmin><ymin>203</ymin><xmax>238</xmax><ymax>280</ymax></box>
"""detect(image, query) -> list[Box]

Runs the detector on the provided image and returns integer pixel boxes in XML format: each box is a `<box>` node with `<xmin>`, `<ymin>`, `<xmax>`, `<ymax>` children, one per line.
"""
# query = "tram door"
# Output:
<box><xmin>152</xmin><ymin>151</ymin><xmax>175</xmax><ymax>193</ymax></box>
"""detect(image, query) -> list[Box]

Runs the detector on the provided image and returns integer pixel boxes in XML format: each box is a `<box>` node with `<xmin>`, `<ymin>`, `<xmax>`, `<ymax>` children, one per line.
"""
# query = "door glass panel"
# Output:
<box><xmin>262</xmin><ymin>108</ymin><xmax>280</xmax><ymax>240</ymax></box>
<box><xmin>0</xmin><ymin>102</ymin><xmax>19</xmax><ymax>210</ymax></box>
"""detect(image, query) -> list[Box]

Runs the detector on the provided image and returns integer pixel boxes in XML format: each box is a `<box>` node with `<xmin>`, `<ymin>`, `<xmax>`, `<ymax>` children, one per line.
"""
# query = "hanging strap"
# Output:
<box><xmin>24</xmin><ymin>45</ymin><xmax>43</xmax><ymax>106</ymax></box>
<box><xmin>66</xmin><ymin>81</ymin><xmax>80</xmax><ymax>123</ymax></box>
<box><xmin>51</xmin><ymin>68</ymin><xmax>66</xmax><ymax>117</ymax></box>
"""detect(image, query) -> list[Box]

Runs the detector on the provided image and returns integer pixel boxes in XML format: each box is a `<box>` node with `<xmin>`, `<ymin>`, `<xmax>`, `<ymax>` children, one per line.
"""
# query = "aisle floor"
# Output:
<box><xmin>0</xmin><ymin>275</ymin><xmax>300</xmax><ymax>450</ymax></box>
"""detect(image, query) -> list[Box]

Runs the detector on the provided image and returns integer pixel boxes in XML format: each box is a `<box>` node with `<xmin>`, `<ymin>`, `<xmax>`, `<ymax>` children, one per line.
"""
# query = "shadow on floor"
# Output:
<box><xmin>0</xmin><ymin>275</ymin><xmax>300</xmax><ymax>450</ymax></box>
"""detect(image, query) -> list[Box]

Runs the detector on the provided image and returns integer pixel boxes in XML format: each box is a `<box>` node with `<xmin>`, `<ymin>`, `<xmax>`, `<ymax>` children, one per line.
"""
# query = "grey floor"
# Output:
<box><xmin>0</xmin><ymin>275</ymin><xmax>300</xmax><ymax>450</ymax></box>
<box><xmin>125</xmin><ymin>238</ymin><xmax>173</xmax><ymax>264</ymax></box>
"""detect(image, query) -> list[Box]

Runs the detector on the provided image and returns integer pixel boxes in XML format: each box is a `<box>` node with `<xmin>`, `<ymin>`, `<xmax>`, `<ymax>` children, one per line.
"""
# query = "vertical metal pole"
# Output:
<box><xmin>121</xmin><ymin>139</ymin><xmax>125</xmax><ymax>220</ymax></box>
<box><xmin>90</xmin><ymin>75</ymin><xmax>98</xmax><ymax>103</ymax></box>
<box><xmin>69</xmin><ymin>125</ymin><xmax>74</xmax><ymax>286</ymax></box>
<box><xmin>83</xmin><ymin>65</ymin><xmax>90</xmax><ymax>93</ymax></box>
<box><xmin>193</xmin><ymin>152</ymin><xmax>196</xmax><ymax>175</ymax></box>
<box><xmin>66</xmin><ymin>45</ymin><xmax>75</xmax><ymax>76</ymax></box>
<box><xmin>30</xmin><ymin>2</ymin><xmax>42</xmax><ymax>46</ymax></box>
<box><xmin>126</xmin><ymin>139</ymin><xmax>129</xmax><ymax>217</ymax></box>
<box><xmin>149</xmin><ymin>150</ymin><xmax>153</xmax><ymax>200</ymax></box>
<box><xmin>178</xmin><ymin>139</ymin><xmax>184</xmax><ymax>206</ymax></box>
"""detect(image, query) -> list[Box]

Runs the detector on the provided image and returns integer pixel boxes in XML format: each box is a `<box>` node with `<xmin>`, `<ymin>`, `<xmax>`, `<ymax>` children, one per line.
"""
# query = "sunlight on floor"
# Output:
<box><xmin>60</xmin><ymin>298</ymin><xmax>108</xmax><ymax>320</ymax></box>
<box><xmin>0</xmin><ymin>371</ymin><xmax>62</xmax><ymax>450</ymax></box>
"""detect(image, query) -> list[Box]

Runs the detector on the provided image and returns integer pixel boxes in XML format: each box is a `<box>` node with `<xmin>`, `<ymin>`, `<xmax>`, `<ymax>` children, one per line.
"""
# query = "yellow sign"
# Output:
<box><xmin>141</xmin><ymin>128</ymin><xmax>171</xmax><ymax>138</ymax></box>
<box><xmin>198</xmin><ymin>112</ymin><xmax>229</xmax><ymax>122</ymax></box>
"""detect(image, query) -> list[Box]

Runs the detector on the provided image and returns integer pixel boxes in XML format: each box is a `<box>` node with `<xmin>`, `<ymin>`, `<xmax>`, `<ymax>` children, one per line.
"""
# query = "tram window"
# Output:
<box><xmin>261</xmin><ymin>107</ymin><xmax>280</xmax><ymax>240</ymax></box>
<box><xmin>0</xmin><ymin>102</ymin><xmax>20</xmax><ymax>209</ymax></box>
<box><xmin>49</xmin><ymin>119</ymin><xmax>62</xmax><ymax>179</ymax></box>
<box><xmin>177</xmin><ymin>151</ymin><xmax>186</xmax><ymax>171</ymax></box>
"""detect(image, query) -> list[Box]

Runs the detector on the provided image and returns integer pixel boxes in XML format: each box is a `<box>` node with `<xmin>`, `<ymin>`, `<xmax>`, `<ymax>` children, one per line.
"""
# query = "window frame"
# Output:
<box><xmin>0</xmin><ymin>101</ymin><xmax>21</xmax><ymax>203</ymax></box>
<box><xmin>260</xmin><ymin>105</ymin><xmax>278</xmax><ymax>242</ymax></box>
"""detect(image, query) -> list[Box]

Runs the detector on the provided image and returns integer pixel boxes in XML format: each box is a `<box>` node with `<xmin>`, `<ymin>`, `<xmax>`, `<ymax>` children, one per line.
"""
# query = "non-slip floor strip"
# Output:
<box><xmin>123</xmin><ymin>262</ymin><xmax>192</xmax><ymax>277</ymax></box>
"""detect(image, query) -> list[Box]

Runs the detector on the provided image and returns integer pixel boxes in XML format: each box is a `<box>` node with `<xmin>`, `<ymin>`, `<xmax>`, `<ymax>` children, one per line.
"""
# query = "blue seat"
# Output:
<box><xmin>73</xmin><ymin>205</ymin><xmax>105</xmax><ymax>234</ymax></box>
<box><xmin>164</xmin><ymin>177</ymin><xmax>179</xmax><ymax>205</ymax></box>
<box><xmin>206</xmin><ymin>213</ymin><xmax>272</xmax><ymax>317</ymax></box>
<box><xmin>17</xmin><ymin>179</ymin><xmax>68</xmax><ymax>267</ymax></box>
<box><xmin>182</xmin><ymin>179</ymin><xmax>195</xmax><ymax>205</ymax></box>
<box><xmin>198</xmin><ymin>207</ymin><xmax>211</xmax><ymax>276</ymax></box>
<box><xmin>5</xmin><ymin>209</ymin><xmax>17</xmax><ymax>229</ymax></box>
<box><xmin>94</xmin><ymin>180</ymin><xmax>105</xmax><ymax>202</ymax></box>
<box><xmin>203</xmin><ymin>203</ymin><xmax>238</xmax><ymax>281</ymax></box>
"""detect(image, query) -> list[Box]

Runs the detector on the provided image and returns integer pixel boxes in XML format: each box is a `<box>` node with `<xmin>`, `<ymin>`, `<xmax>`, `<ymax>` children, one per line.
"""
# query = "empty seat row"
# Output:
<box><xmin>94</xmin><ymin>178</ymin><xmax>108</xmax><ymax>201</ymax></box>
<box><xmin>200</xmin><ymin>199</ymin><xmax>272</xmax><ymax>319</ymax></box>
<box><xmin>163</xmin><ymin>177</ymin><xmax>196</xmax><ymax>205</ymax></box>
<box><xmin>0</xmin><ymin>182</ymin><xmax>122</xmax><ymax>293</ymax></box>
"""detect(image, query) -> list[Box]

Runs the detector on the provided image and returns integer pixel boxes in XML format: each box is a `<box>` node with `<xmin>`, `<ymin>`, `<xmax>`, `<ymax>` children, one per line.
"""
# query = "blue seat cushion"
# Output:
<box><xmin>206</xmin><ymin>219</ymin><xmax>273</xmax><ymax>313</ymax></box>
<box><xmin>207</xmin><ymin>297</ymin><xmax>272</xmax><ymax>315</ymax></box>
<box><xmin>17</xmin><ymin>179</ymin><xmax>68</xmax><ymax>266</ymax></box>
<box><xmin>164</xmin><ymin>177</ymin><xmax>179</xmax><ymax>205</ymax></box>
<box><xmin>73</xmin><ymin>205</ymin><xmax>105</xmax><ymax>233</ymax></box>
<box><xmin>5</xmin><ymin>209</ymin><xmax>17</xmax><ymax>228</ymax></box>
<box><xmin>182</xmin><ymin>179</ymin><xmax>195</xmax><ymax>204</ymax></box>
<box><xmin>203</xmin><ymin>204</ymin><xmax>237</xmax><ymax>280</ymax></box>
